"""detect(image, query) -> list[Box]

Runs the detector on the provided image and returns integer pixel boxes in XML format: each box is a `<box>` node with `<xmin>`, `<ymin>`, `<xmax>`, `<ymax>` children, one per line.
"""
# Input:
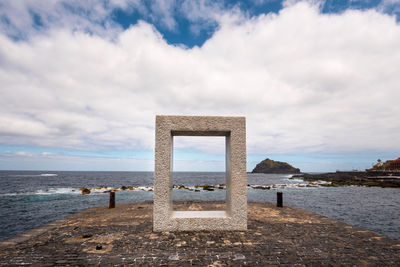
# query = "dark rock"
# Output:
<box><xmin>203</xmin><ymin>185</ymin><xmax>215</xmax><ymax>191</ymax></box>
<box><xmin>80</xmin><ymin>188</ymin><xmax>91</xmax><ymax>195</ymax></box>
<box><xmin>252</xmin><ymin>158</ymin><xmax>300</xmax><ymax>174</ymax></box>
<box><xmin>194</xmin><ymin>184</ymin><xmax>216</xmax><ymax>191</ymax></box>
<box><xmin>296</xmin><ymin>171</ymin><xmax>400</xmax><ymax>188</ymax></box>
<box><xmin>251</xmin><ymin>185</ymin><xmax>270</xmax><ymax>190</ymax></box>
<box><xmin>82</xmin><ymin>234</ymin><xmax>92</xmax><ymax>238</ymax></box>
<box><xmin>96</xmin><ymin>244</ymin><xmax>102</xmax><ymax>250</ymax></box>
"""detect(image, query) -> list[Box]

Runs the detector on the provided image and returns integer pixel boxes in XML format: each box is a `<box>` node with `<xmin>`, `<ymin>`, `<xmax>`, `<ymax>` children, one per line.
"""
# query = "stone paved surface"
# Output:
<box><xmin>0</xmin><ymin>201</ymin><xmax>399</xmax><ymax>266</ymax></box>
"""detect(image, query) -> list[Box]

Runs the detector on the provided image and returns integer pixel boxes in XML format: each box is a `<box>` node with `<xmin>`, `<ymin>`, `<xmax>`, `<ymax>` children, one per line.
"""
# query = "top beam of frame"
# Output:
<box><xmin>171</xmin><ymin>130</ymin><xmax>230</xmax><ymax>136</ymax></box>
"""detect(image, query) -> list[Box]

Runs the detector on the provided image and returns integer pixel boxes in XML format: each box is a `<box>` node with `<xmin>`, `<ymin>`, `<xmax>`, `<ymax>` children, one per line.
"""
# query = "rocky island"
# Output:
<box><xmin>252</xmin><ymin>158</ymin><xmax>301</xmax><ymax>174</ymax></box>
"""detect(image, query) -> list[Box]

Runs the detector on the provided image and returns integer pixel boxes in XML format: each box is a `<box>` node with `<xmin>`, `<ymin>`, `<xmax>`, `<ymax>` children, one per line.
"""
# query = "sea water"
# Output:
<box><xmin>0</xmin><ymin>171</ymin><xmax>399</xmax><ymax>242</ymax></box>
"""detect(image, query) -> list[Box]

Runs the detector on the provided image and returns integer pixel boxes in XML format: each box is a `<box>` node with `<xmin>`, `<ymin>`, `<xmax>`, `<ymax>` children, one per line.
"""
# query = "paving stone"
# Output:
<box><xmin>0</xmin><ymin>201</ymin><xmax>399</xmax><ymax>266</ymax></box>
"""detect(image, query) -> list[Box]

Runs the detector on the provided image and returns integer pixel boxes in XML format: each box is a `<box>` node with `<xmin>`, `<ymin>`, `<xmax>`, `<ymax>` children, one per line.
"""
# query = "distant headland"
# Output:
<box><xmin>252</xmin><ymin>158</ymin><xmax>301</xmax><ymax>174</ymax></box>
<box><xmin>292</xmin><ymin>157</ymin><xmax>400</xmax><ymax>188</ymax></box>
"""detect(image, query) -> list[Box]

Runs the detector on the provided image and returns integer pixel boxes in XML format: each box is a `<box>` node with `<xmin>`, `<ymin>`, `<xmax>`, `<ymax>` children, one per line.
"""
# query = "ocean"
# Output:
<box><xmin>0</xmin><ymin>170</ymin><xmax>399</xmax><ymax>242</ymax></box>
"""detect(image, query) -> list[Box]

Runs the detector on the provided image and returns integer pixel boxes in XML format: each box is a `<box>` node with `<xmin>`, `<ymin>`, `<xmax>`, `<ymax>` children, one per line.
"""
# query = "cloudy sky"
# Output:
<box><xmin>0</xmin><ymin>0</ymin><xmax>400</xmax><ymax>172</ymax></box>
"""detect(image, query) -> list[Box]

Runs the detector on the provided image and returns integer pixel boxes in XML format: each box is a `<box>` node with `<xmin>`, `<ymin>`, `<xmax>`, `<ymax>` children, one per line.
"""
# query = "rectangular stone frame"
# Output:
<box><xmin>154</xmin><ymin>115</ymin><xmax>247</xmax><ymax>231</ymax></box>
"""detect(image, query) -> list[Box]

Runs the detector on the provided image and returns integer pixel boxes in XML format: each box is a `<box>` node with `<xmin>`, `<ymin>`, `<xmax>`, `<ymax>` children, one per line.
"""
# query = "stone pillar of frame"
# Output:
<box><xmin>154</xmin><ymin>115</ymin><xmax>247</xmax><ymax>231</ymax></box>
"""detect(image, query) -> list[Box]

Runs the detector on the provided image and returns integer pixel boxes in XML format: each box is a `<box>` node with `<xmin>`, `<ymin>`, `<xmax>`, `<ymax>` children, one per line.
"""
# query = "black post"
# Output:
<box><xmin>109</xmin><ymin>191</ymin><xmax>115</xmax><ymax>209</ymax></box>
<box><xmin>277</xmin><ymin>192</ymin><xmax>283</xmax><ymax>207</ymax></box>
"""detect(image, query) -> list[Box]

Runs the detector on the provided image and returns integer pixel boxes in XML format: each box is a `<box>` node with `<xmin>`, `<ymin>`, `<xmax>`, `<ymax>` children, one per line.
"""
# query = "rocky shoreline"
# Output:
<box><xmin>68</xmin><ymin>170</ymin><xmax>400</xmax><ymax>195</ymax></box>
<box><xmin>292</xmin><ymin>170</ymin><xmax>400</xmax><ymax>188</ymax></box>
<box><xmin>77</xmin><ymin>182</ymin><xmax>331</xmax><ymax>195</ymax></box>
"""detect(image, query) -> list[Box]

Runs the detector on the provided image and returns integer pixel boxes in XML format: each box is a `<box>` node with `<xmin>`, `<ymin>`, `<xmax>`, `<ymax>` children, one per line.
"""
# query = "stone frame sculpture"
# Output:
<box><xmin>154</xmin><ymin>115</ymin><xmax>247</xmax><ymax>231</ymax></box>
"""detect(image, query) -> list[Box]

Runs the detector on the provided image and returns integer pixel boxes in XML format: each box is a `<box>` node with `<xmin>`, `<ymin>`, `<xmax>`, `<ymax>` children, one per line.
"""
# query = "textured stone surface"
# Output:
<box><xmin>154</xmin><ymin>115</ymin><xmax>247</xmax><ymax>231</ymax></box>
<box><xmin>1</xmin><ymin>201</ymin><xmax>399</xmax><ymax>266</ymax></box>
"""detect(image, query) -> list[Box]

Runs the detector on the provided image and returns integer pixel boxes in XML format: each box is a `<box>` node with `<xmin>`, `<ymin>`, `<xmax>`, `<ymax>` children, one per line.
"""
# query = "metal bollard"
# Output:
<box><xmin>109</xmin><ymin>191</ymin><xmax>115</xmax><ymax>209</ymax></box>
<box><xmin>277</xmin><ymin>192</ymin><xmax>283</xmax><ymax>207</ymax></box>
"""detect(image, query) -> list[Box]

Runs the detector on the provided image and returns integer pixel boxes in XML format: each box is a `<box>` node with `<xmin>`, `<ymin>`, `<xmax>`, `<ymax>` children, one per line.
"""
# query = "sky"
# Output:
<box><xmin>0</xmin><ymin>0</ymin><xmax>400</xmax><ymax>172</ymax></box>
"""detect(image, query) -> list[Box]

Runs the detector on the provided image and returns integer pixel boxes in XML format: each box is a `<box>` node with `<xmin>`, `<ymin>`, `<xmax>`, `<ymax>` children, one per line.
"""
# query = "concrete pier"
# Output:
<box><xmin>0</xmin><ymin>201</ymin><xmax>399</xmax><ymax>265</ymax></box>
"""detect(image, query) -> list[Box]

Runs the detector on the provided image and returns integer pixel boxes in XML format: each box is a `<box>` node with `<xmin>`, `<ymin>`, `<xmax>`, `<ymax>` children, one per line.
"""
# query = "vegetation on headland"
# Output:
<box><xmin>252</xmin><ymin>158</ymin><xmax>301</xmax><ymax>174</ymax></box>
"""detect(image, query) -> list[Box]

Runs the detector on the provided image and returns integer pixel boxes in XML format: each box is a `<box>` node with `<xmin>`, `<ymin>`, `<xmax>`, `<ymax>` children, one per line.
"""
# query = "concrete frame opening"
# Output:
<box><xmin>171</xmin><ymin>135</ymin><xmax>226</xmax><ymax>211</ymax></box>
<box><xmin>154</xmin><ymin>115</ymin><xmax>247</xmax><ymax>231</ymax></box>
<box><xmin>171</xmin><ymin>133</ymin><xmax>230</xmax><ymax>217</ymax></box>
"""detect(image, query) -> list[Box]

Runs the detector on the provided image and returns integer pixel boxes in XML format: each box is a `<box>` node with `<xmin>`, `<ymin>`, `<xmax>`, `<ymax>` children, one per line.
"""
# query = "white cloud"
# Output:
<box><xmin>14</xmin><ymin>151</ymin><xmax>35</xmax><ymax>157</ymax></box>
<box><xmin>283</xmin><ymin>0</ymin><xmax>324</xmax><ymax>8</ymax></box>
<box><xmin>378</xmin><ymin>0</ymin><xmax>400</xmax><ymax>15</ymax></box>
<box><xmin>0</xmin><ymin>0</ymin><xmax>128</xmax><ymax>39</ymax></box>
<box><xmin>0</xmin><ymin>150</ymin><xmax>153</xmax><ymax>171</ymax></box>
<box><xmin>0</xmin><ymin>1</ymin><xmax>400</xmax><ymax>158</ymax></box>
<box><xmin>0</xmin><ymin>0</ymin><xmax>232</xmax><ymax>40</ymax></box>
<box><xmin>149</xmin><ymin>0</ymin><xmax>178</xmax><ymax>31</ymax></box>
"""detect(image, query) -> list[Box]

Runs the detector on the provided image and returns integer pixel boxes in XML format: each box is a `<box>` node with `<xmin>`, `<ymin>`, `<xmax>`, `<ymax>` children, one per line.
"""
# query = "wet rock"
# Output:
<box><xmin>196</xmin><ymin>184</ymin><xmax>215</xmax><ymax>191</ymax></box>
<box><xmin>251</xmin><ymin>185</ymin><xmax>270</xmax><ymax>190</ymax></box>
<box><xmin>80</xmin><ymin>188</ymin><xmax>91</xmax><ymax>195</ymax></box>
